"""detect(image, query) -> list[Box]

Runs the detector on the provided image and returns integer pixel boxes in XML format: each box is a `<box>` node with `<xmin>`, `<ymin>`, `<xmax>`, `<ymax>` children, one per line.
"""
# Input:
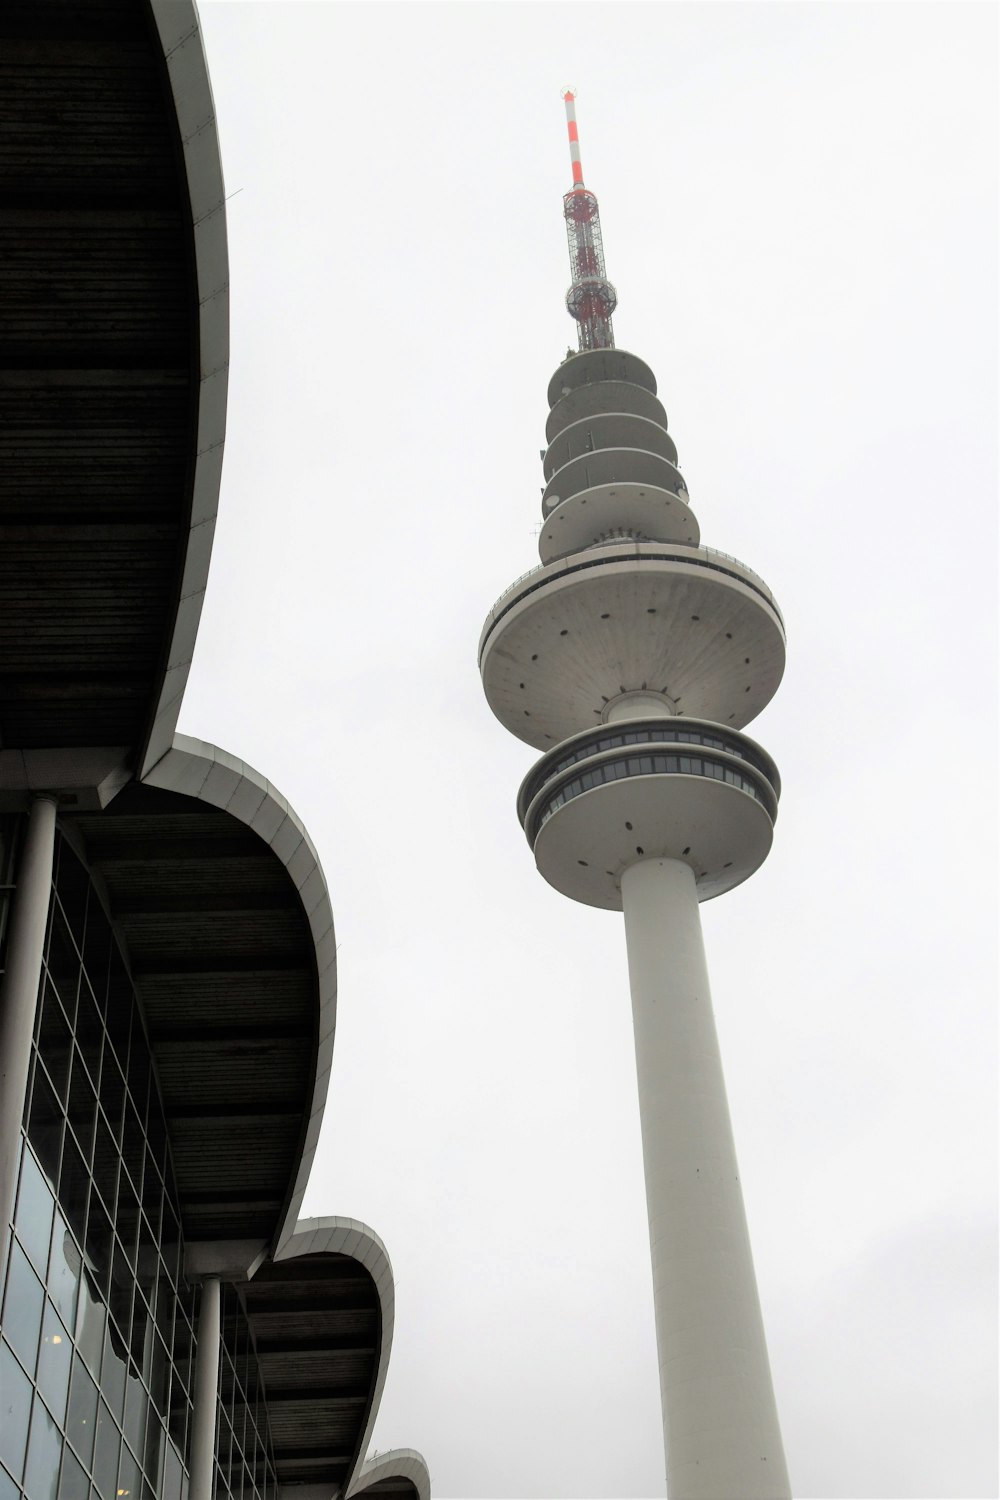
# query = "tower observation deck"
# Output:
<box><xmin>479</xmin><ymin>96</ymin><xmax>791</xmax><ymax>1500</ymax></box>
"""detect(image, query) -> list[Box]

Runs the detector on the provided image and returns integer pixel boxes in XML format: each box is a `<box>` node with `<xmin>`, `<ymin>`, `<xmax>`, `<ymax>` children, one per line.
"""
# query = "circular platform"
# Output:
<box><xmin>547</xmin><ymin>348</ymin><xmax>657</xmax><ymax>408</ymax></box>
<box><xmin>543</xmin><ymin>412</ymin><xmax>678</xmax><ymax>481</ymax></box>
<box><xmin>519</xmin><ymin>719</ymin><xmax>779</xmax><ymax>910</ymax></box>
<box><xmin>545</xmin><ymin>380</ymin><xmax>669</xmax><ymax>444</ymax></box>
<box><xmin>542</xmin><ymin>446</ymin><xmax>686</xmax><ymax>515</ymax></box>
<box><xmin>538</xmin><ymin>481</ymin><xmax>698</xmax><ymax>562</ymax></box>
<box><xmin>480</xmin><ymin>542</ymin><xmax>786</xmax><ymax>749</ymax></box>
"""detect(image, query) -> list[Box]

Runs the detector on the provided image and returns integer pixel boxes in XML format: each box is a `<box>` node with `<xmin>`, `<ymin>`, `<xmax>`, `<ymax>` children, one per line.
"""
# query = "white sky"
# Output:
<box><xmin>182</xmin><ymin>5</ymin><xmax>998</xmax><ymax>1497</ymax></box>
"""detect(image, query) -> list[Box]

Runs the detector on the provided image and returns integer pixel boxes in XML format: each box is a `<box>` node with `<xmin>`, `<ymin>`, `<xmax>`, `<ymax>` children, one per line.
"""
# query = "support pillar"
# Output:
<box><xmin>620</xmin><ymin>855</ymin><xmax>790</xmax><ymax>1500</ymax></box>
<box><xmin>189</xmin><ymin>1276</ymin><xmax>222</xmax><ymax>1500</ymax></box>
<box><xmin>0</xmin><ymin>796</ymin><xmax>57</xmax><ymax>1273</ymax></box>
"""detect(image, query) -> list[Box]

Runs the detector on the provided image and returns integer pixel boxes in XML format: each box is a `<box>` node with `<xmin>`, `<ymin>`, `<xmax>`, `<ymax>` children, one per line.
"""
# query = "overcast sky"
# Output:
<box><xmin>182</xmin><ymin>5</ymin><xmax>997</xmax><ymax>1497</ymax></box>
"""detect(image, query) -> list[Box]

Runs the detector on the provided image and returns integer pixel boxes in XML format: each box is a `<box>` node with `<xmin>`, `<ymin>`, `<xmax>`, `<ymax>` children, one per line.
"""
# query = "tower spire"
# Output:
<box><xmin>561</xmin><ymin>91</ymin><xmax>617</xmax><ymax>351</ymax></box>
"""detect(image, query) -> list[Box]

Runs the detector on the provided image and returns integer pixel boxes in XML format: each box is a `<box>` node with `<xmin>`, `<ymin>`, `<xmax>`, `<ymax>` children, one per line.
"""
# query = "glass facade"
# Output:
<box><xmin>0</xmin><ymin>829</ymin><xmax>276</xmax><ymax>1500</ymax></box>
<box><xmin>214</xmin><ymin>1288</ymin><xmax>276</xmax><ymax>1500</ymax></box>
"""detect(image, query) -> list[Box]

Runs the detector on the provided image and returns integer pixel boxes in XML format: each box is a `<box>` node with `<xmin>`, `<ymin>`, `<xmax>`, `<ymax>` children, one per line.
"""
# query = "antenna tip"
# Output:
<box><xmin>562</xmin><ymin>87</ymin><xmax>576</xmax><ymax>101</ymax></box>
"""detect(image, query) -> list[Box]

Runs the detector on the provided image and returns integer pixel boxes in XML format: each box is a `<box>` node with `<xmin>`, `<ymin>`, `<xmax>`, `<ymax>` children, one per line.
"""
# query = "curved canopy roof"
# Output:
<box><xmin>67</xmin><ymin>735</ymin><xmax>336</xmax><ymax>1250</ymax></box>
<box><xmin>0</xmin><ymin>0</ymin><xmax>228</xmax><ymax>777</ymax></box>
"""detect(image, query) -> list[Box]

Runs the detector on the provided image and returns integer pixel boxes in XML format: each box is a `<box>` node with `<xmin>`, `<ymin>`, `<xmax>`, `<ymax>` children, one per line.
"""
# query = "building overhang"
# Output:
<box><xmin>65</xmin><ymin>734</ymin><xmax>336</xmax><ymax>1252</ymax></box>
<box><xmin>0</xmin><ymin>0</ymin><xmax>227</xmax><ymax>777</ymax></box>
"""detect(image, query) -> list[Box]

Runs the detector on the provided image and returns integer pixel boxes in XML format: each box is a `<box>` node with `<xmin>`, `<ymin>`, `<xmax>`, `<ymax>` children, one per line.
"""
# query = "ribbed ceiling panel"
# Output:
<box><xmin>0</xmin><ymin>0</ymin><xmax>196</xmax><ymax>752</ymax></box>
<box><xmin>71</xmin><ymin>784</ymin><xmax>319</xmax><ymax>1243</ymax></box>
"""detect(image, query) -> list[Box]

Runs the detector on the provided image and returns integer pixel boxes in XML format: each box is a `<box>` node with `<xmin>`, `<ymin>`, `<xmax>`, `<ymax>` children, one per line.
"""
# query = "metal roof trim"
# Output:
<box><xmin>140</xmin><ymin>734</ymin><xmax>338</xmax><ymax>1251</ymax></box>
<box><xmin>140</xmin><ymin>1</ymin><xmax>230</xmax><ymax>779</ymax></box>
<box><xmin>348</xmin><ymin>1448</ymin><xmax>432</xmax><ymax>1500</ymax></box>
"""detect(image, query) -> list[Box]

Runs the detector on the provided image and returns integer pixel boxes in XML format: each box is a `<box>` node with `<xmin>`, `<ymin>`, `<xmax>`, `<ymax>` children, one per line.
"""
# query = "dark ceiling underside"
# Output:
<box><xmin>244</xmin><ymin>1254</ymin><xmax>380</xmax><ymax>1488</ymax></box>
<box><xmin>70</xmin><ymin>783</ymin><xmax>318</xmax><ymax>1245</ymax></box>
<box><xmin>0</xmin><ymin>0</ymin><xmax>195</xmax><ymax>753</ymax></box>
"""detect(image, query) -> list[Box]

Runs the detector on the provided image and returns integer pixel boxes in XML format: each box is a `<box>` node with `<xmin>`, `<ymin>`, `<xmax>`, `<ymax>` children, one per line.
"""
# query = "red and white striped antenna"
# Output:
<box><xmin>559</xmin><ymin>90</ymin><xmax>617</xmax><ymax>351</ymax></box>
<box><xmin>563</xmin><ymin>89</ymin><xmax>585</xmax><ymax>188</ymax></box>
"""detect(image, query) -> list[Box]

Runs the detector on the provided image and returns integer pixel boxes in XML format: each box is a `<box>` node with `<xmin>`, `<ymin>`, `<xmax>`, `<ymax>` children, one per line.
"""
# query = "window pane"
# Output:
<box><xmin>162</xmin><ymin>1442</ymin><xmax>183</xmax><ymax>1500</ymax></box>
<box><xmin>120</xmin><ymin>1107</ymin><xmax>144</xmax><ymax>1207</ymax></box>
<box><xmin>37</xmin><ymin>984</ymin><xmax>73</xmax><ymax>1106</ymax></box>
<box><xmin>66</xmin><ymin>1051</ymin><xmax>97</xmax><ymax>1171</ymax></box>
<box><xmin>57</xmin><ymin>1444</ymin><xmax>89</xmax><ymax>1500</ymax></box>
<box><xmin>109</xmin><ymin>1236</ymin><xmax>134</xmax><ymax>1349</ymax></box>
<box><xmin>57</xmin><ymin>1132</ymin><xmax>89</xmax><ymax>1239</ymax></box>
<box><xmin>27</xmin><ymin>1065</ymin><xmax>64</xmax><ymax>1189</ymax></box>
<box><xmin>54</xmin><ymin>845</ymin><xmax>90</xmax><ymax>955</ymax></box>
<box><xmin>3</xmin><ymin>1240</ymin><xmax>45</xmax><ymax>1375</ymax></box>
<box><xmin>0</xmin><ymin>1339</ymin><xmax>33</xmax><ymax>1480</ymax></box>
<box><xmin>36</xmin><ymin>1304</ymin><xmax>72</xmax><ymax>1425</ymax></box>
<box><xmin>99</xmin><ymin>1057</ymin><xmax>126</xmax><ymax>1147</ymax></box>
<box><xmin>74</xmin><ymin>1268</ymin><xmax>106</xmax><ymax>1379</ymax></box>
<box><xmin>105</xmin><ymin>954</ymin><xmax>132</xmax><ymax>1073</ymax></box>
<box><xmin>24</xmin><ymin>1396</ymin><xmax>61</xmax><ymax>1500</ymax></box>
<box><xmin>45</xmin><ymin>911</ymin><xmax>80</xmax><ymax>1024</ymax></box>
<box><xmin>75</xmin><ymin>987</ymin><xmax>103</xmax><ymax>1094</ymax></box>
<box><xmin>82</xmin><ymin>902</ymin><xmax>112</xmax><ymax>1022</ymax></box>
<box><xmin>124</xmin><ymin>1373</ymin><xmax>148</xmax><ymax>1460</ymax></box>
<box><xmin>66</xmin><ymin>1355</ymin><xmax>98</xmax><ymax>1467</ymax></box>
<box><xmin>15</xmin><ymin>1146</ymin><xmax>55</xmax><ymax>1278</ymax></box>
<box><xmin>100</xmin><ymin>1321</ymin><xmax>127</xmax><ymax>1426</ymax></box>
<box><xmin>143</xmin><ymin>1418</ymin><xmax>166</xmax><ymax>1488</ymax></box>
<box><xmin>126</xmin><ymin>1031</ymin><xmax>150</xmax><ymax>1131</ymax></box>
<box><xmin>91</xmin><ymin>1113</ymin><xmax>117</xmax><ymax>1217</ymax></box>
<box><xmin>48</xmin><ymin>1213</ymin><xmax>82</xmax><ymax>1330</ymax></box>
<box><xmin>118</xmin><ymin>1441</ymin><xmax>141</xmax><ymax>1500</ymax></box>
<box><xmin>92</xmin><ymin>1401</ymin><xmax>120</xmax><ymax>1498</ymax></box>
<box><xmin>148</xmin><ymin>1334</ymin><xmax>169</xmax><ymax>1420</ymax></box>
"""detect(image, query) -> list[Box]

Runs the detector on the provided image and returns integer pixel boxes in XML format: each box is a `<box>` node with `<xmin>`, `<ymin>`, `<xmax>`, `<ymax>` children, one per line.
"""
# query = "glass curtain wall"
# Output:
<box><xmin>214</xmin><ymin>1287</ymin><xmax>277</xmax><ymax>1500</ymax></box>
<box><xmin>0</xmin><ymin>830</ymin><xmax>197</xmax><ymax>1500</ymax></box>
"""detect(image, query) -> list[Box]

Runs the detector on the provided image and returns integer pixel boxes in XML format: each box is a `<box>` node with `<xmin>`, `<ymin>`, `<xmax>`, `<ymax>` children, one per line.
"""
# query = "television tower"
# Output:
<box><xmin>479</xmin><ymin>93</ymin><xmax>791</xmax><ymax>1499</ymax></box>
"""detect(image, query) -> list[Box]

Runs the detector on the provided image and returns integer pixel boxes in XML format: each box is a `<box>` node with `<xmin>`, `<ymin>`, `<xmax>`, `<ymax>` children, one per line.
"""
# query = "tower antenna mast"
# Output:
<box><xmin>562</xmin><ymin>90</ymin><xmax>617</xmax><ymax>351</ymax></box>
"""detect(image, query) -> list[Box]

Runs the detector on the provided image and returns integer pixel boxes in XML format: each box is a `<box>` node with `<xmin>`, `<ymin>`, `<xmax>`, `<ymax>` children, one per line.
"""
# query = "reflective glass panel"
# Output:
<box><xmin>57</xmin><ymin>1444</ymin><xmax>89</xmax><ymax>1500</ymax></box>
<box><xmin>23</xmin><ymin>1395</ymin><xmax>61</xmax><ymax>1500</ymax></box>
<box><xmin>36</xmin><ymin>1304</ymin><xmax>72</xmax><ymax>1425</ymax></box>
<box><xmin>4</xmin><ymin>1241</ymin><xmax>45</xmax><ymax>1376</ymax></box>
<box><xmin>37</xmin><ymin>985</ymin><xmax>73</xmax><ymax>1106</ymax></box>
<box><xmin>27</xmin><ymin>1064</ymin><xmax>64</xmax><ymax>1188</ymax></box>
<box><xmin>92</xmin><ymin>1400</ymin><xmax>119</xmax><ymax>1497</ymax></box>
<box><xmin>45</xmin><ymin>910</ymin><xmax>80</xmax><ymax>1024</ymax></box>
<box><xmin>48</xmin><ymin>1213</ymin><xmax>82</xmax><ymax>1331</ymax></box>
<box><xmin>15</xmin><ymin>1145</ymin><xmax>55</xmax><ymax>1278</ymax></box>
<box><xmin>66</xmin><ymin>1355</ymin><xmax>97</xmax><ymax>1466</ymax></box>
<box><xmin>118</xmin><ymin>1441</ymin><xmax>141</xmax><ymax>1500</ymax></box>
<box><xmin>0</xmin><ymin>1339</ymin><xmax>33</xmax><ymax>1481</ymax></box>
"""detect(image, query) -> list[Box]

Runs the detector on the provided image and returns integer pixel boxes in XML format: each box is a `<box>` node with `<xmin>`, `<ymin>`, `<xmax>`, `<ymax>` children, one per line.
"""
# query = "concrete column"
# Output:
<box><xmin>0</xmin><ymin>797</ymin><xmax>57</xmax><ymax>1273</ymax></box>
<box><xmin>189</xmin><ymin>1276</ymin><xmax>222</xmax><ymax>1500</ymax></box>
<box><xmin>620</xmin><ymin>856</ymin><xmax>790</xmax><ymax>1500</ymax></box>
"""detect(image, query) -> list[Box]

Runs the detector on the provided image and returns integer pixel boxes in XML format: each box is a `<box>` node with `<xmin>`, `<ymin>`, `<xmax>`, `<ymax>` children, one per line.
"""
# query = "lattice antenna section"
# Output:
<box><xmin>562</xmin><ymin>91</ymin><xmax>617</xmax><ymax>351</ymax></box>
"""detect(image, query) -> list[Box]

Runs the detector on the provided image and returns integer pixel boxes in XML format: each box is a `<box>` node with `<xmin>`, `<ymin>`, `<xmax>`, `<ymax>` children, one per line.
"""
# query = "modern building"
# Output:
<box><xmin>0</xmin><ymin>7</ymin><xmax>428</xmax><ymax>1500</ymax></box>
<box><xmin>479</xmin><ymin>93</ymin><xmax>791</xmax><ymax>1499</ymax></box>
